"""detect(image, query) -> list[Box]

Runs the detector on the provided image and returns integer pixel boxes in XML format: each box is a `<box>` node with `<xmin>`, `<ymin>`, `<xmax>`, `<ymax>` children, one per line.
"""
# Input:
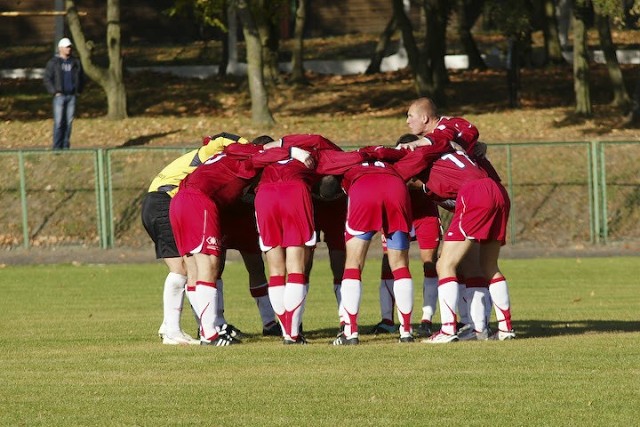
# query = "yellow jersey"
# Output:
<box><xmin>147</xmin><ymin>132</ymin><xmax>249</xmax><ymax>197</ymax></box>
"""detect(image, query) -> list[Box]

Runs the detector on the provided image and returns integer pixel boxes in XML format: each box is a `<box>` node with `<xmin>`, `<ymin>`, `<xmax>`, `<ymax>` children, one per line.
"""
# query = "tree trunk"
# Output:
<box><xmin>365</xmin><ymin>15</ymin><xmax>397</xmax><ymax>75</ymax></box>
<box><xmin>65</xmin><ymin>0</ymin><xmax>127</xmax><ymax>119</ymax></box>
<box><xmin>393</xmin><ymin>0</ymin><xmax>433</xmax><ymax>97</ymax></box>
<box><xmin>218</xmin><ymin>0</ymin><xmax>229</xmax><ymax>77</ymax></box>
<box><xmin>456</xmin><ymin>0</ymin><xmax>486</xmax><ymax>70</ymax></box>
<box><xmin>423</xmin><ymin>0</ymin><xmax>449</xmax><ymax>105</ymax></box>
<box><xmin>595</xmin><ymin>12</ymin><xmax>631</xmax><ymax>110</ymax></box>
<box><xmin>573</xmin><ymin>4</ymin><xmax>592</xmax><ymax>116</ymax></box>
<box><xmin>290</xmin><ymin>0</ymin><xmax>307</xmax><ymax>84</ymax></box>
<box><xmin>542</xmin><ymin>0</ymin><xmax>565</xmax><ymax>64</ymax></box>
<box><xmin>104</xmin><ymin>0</ymin><xmax>127</xmax><ymax>119</ymax></box>
<box><xmin>235</xmin><ymin>0</ymin><xmax>275</xmax><ymax>125</ymax></box>
<box><xmin>255</xmin><ymin>0</ymin><xmax>280</xmax><ymax>85</ymax></box>
<box><xmin>624</xmin><ymin>76</ymin><xmax>640</xmax><ymax>126</ymax></box>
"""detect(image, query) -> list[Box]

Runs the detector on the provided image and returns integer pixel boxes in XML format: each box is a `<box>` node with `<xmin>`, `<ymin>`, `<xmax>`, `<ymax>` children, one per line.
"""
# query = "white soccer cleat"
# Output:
<box><xmin>162</xmin><ymin>330</ymin><xmax>200</xmax><ymax>345</ymax></box>
<box><xmin>490</xmin><ymin>329</ymin><xmax>516</xmax><ymax>341</ymax></box>
<box><xmin>423</xmin><ymin>330</ymin><xmax>459</xmax><ymax>344</ymax></box>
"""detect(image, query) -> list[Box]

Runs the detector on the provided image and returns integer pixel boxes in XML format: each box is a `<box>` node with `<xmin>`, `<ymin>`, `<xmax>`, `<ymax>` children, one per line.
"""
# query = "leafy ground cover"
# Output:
<box><xmin>0</xmin><ymin>257</ymin><xmax>638</xmax><ymax>425</ymax></box>
<box><xmin>1</xmin><ymin>32</ymin><xmax>640</xmax><ymax>149</ymax></box>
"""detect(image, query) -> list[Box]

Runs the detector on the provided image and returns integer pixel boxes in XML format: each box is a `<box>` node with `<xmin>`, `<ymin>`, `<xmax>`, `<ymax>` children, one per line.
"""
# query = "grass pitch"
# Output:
<box><xmin>0</xmin><ymin>256</ymin><xmax>638</xmax><ymax>426</ymax></box>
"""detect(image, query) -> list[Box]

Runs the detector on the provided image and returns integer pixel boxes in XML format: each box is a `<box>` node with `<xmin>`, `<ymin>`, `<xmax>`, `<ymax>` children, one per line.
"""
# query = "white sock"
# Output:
<box><xmin>393</xmin><ymin>271</ymin><xmax>413</xmax><ymax>335</ymax></box>
<box><xmin>468</xmin><ymin>287</ymin><xmax>490</xmax><ymax>332</ymax></box>
<box><xmin>163</xmin><ymin>272</ymin><xmax>187</xmax><ymax>334</ymax></box>
<box><xmin>268</xmin><ymin>276</ymin><xmax>286</xmax><ymax>336</ymax></box>
<box><xmin>438</xmin><ymin>277</ymin><xmax>459</xmax><ymax>335</ymax></box>
<box><xmin>489</xmin><ymin>277</ymin><xmax>513</xmax><ymax>331</ymax></box>
<box><xmin>185</xmin><ymin>283</ymin><xmax>199</xmax><ymax>325</ymax></box>
<box><xmin>284</xmin><ymin>274</ymin><xmax>307</xmax><ymax>339</ymax></box>
<box><xmin>195</xmin><ymin>281</ymin><xmax>218</xmax><ymax>341</ymax></box>
<box><xmin>341</xmin><ymin>274</ymin><xmax>362</xmax><ymax>337</ymax></box>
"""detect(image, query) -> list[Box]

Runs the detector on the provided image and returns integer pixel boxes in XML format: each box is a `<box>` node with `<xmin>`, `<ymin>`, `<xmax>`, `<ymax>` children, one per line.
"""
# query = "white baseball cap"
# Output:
<box><xmin>58</xmin><ymin>38</ymin><xmax>73</xmax><ymax>48</ymax></box>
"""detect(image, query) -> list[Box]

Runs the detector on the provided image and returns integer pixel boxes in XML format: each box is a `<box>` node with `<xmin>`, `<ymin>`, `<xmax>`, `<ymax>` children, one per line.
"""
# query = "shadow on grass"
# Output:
<box><xmin>119</xmin><ymin>130</ymin><xmax>182</xmax><ymax>147</ymax></box>
<box><xmin>510</xmin><ymin>319</ymin><xmax>640</xmax><ymax>338</ymax></box>
<box><xmin>248</xmin><ymin>320</ymin><xmax>640</xmax><ymax>341</ymax></box>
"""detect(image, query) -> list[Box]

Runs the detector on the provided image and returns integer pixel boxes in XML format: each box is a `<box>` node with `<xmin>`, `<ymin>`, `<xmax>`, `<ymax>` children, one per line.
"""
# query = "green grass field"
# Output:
<box><xmin>1</xmin><ymin>256</ymin><xmax>638</xmax><ymax>426</ymax></box>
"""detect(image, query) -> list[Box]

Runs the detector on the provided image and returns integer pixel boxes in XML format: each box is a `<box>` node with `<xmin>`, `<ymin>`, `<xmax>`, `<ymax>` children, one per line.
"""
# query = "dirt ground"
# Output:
<box><xmin>1</xmin><ymin>240</ymin><xmax>637</xmax><ymax>267</ymax></box>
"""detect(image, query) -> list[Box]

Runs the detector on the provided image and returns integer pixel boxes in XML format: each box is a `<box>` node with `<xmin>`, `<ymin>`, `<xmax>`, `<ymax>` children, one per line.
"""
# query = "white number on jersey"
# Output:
<box><xmin>440</xmin><ymin>151</ymin><xmax>476</xmax><ymax>169</ymax></box>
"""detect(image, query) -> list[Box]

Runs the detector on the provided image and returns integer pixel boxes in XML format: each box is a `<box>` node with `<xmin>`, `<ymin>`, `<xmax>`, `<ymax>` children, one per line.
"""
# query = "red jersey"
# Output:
<box><xmin>257</xmin><ymin>134</ymin><xmax>340</xmax><ymax>188</ymax></box>
<box><xmin>424</xmin><ymin>151</ymin><xmax>488</xmax><ymax>201</ymax></box>
<box><xmin>180</xmin><ymin>147</ymin><xmax>291</xmax><ymax>207</ymax></box>
<box><xmin>428</xmin><ymin>116</ymin><xmax>503</xmax><ymax>182</ymax></box>
<box><xmin>430</xmin><ymin>116</ymin><xmax>479</xmax><ymax>153</ymax></box>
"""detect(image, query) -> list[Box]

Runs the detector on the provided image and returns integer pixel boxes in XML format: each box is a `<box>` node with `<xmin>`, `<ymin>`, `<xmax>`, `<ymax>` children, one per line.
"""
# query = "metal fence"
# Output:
<box><xmin>0</xmin><ymin>141</ymin><xmax>638</xmax><ymax>250</ymax></box>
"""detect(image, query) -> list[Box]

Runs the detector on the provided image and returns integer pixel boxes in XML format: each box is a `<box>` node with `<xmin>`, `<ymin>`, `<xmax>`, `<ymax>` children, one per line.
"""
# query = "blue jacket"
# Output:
<box><xmin>43</xmin><ymin>55</ymin><xmax>85</xmax><ymax>95</ymax></box>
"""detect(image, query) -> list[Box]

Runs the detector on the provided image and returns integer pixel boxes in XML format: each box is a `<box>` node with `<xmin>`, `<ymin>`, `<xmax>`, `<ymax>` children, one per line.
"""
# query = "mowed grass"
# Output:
<box><xmin>0</xmin><ymin>256</ymin><xmax>638</xmax><ymax>426</ymax></box>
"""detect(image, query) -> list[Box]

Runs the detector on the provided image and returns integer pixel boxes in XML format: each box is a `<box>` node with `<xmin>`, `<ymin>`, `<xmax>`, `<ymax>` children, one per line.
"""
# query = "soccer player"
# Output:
<box><xmin>370</xmin><ymin>97</ymin><xmax>462</xmax><ymax>338</ymax></box>
<box><xmin>141</xmin><ymin>132</ymin><xmax>248</xmax><ymax>345</ymax></box>
<box><xmin>169</xmin><ymin>142</ymin><xmax>313</xmax><ymax>345</ymax></box>
<box><xmin>325</xmin><ymin>145</ymin><xmax>447</xmax><ymax>345</ymax></box>
<box><xmin>401</xmin><ymin>98</ymin><xmax>515</xmax><ymax>341</ymax></box>
<box><xmin>387</xmin><ymin>134</ymin><xmax>512</xmax><ymax>343</ymax></box>
<box><xmin>253</xmin><ymin>134</ymin><xmax>350</xmax><ymax>344</ymax></box>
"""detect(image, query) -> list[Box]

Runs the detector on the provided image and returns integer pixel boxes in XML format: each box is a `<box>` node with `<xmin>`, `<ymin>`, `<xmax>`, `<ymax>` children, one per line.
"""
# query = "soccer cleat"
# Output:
<box><xmin>490</xmin><ymin>329</ymin><xmax>516</xmax><ymax>341</ymax></box>
<box><xmin>283</xmin><ymin>335</ymin><xmax>308</xmax><ymax>345</ymax></box>
<box><xmin>423</xmin><ymin>330</ymin><xmax>459</xmax><ymax>344</ymax></box>
<box><xmin>459</xmin><ymin>329</ymin><xmax>489</xmax><ymax>341</ymax></box>
<box><xmin>222</xmin><ymin>323</ymin><xmax>245</xmax><ymax>339</ymax></box>
<box><xmin>415</xmin><ymin>322</ymin><xmax>432</xmax><ymax>338</ymax></box>
<box><xmin>162</xmin><ymin>330</ymin><xmax>200</xmax><ymax>345</ymax></box>
<box><xmin>332</xmin><ymin>332</ymin><xmax>359</xmax><ymax>345</ymax></box>
<box><xmin>369</xmin><ymin>321</ymin><xmax>398</xmax><ymax>335</ymax></box>
<box><xmin>398</xmin><ymin>333</ymin><xmax>415</xmax><ymax>343</ymax></box>
<box><xmin>456</xmin><ymin>323</ymin><xmax>473</xmax><ymax>339</ymax></box>
<box><xmin>200</xmin><ymin>332</ymin><xmax>240</xmax><ymax>346</ymax></box>
<box><xmin>262</xmin><ymin>321</ymin><xmax>283</xmax><ymax>337</ymax></box>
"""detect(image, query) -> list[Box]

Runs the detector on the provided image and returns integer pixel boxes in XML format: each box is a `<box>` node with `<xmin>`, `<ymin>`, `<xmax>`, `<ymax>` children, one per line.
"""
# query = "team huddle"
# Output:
<box><xmin>141</xmin><ymin>97</ymin><xmax>515</xmax><ymax>346</ymax></box>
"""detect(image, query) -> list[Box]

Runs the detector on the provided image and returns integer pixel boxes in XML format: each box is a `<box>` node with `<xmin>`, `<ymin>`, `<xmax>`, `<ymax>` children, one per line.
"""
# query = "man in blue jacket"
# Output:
<box><xmin>43</xmin><ymin>37</ymin><xmax>84</xmax><ymax>150</ymax></box>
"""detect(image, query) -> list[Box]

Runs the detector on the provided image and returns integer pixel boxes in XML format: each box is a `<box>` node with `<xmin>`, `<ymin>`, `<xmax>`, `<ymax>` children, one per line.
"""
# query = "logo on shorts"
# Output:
<box><xmin>447</xmin><ymin>232</ymin><xmax>454</xmax><ymax>236</ymax></box>
<box><xmin>205</xmin><ymin>236</ymin><xmax>220</xmax><ymax>250</ymax></box>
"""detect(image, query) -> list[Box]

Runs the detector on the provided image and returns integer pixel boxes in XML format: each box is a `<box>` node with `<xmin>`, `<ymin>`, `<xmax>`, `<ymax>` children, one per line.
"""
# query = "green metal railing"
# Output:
<box><xmin>1</xmin><ymin>141</ymin><xmax>638</xmax><ymax>250</ymax></box>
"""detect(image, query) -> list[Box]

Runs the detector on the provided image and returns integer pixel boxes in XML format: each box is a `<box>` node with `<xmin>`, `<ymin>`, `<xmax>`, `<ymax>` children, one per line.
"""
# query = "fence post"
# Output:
<box><xmin>106</xmin><ymin>150</ymin><xmax>115</xmax><ymax>248</ymax></box>
<box><xmin>589</xmin><ymin>140</ymin><xmax>601</xmax><ymax>244</ymax></box>
<box><xmin>18</xmin><ymin>151</ymin><xmax>29</xmax><ymax>248</ymax></box>
<box><xmin>505</xmin><ymin>145</ymin><xmax>516</xmax><ymax>245</ymax></box>
<box><xmin>599</xmin><ymin>142</ymin><xmax>608</xmax><ymax>243</ymax></box>
<box><xmin>96</xmin><ymin>149</ymin><xmax>109</xmax><ymax>249</ymax></box>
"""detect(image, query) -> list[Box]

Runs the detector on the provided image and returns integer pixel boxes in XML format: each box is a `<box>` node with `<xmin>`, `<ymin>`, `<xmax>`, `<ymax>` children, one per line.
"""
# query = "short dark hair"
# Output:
<box><xmin>252</xmin><ymin>135</ymin><xmax>274</xmax><ymax>145</ymax></box>
<box><xmin>395</xmin><ymin>133</ymin><xmax>420</xmax><ymax>146</ymax></box>
<box><xmin>314</xmin><ymin>175</ymin><xmax>344</xmax><ymax>200</ymax></box>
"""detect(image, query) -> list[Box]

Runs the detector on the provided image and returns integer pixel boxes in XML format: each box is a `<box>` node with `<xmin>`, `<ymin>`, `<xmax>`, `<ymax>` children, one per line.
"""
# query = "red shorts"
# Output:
<box><xmin>255</xmin><ymin>181</ymin><xmax>316</xmax><ymax>250</ymax></box>
<box><xmin>169</xmin><ymin>187</ymin><xmax>223</xmax><ymax>257</ymax></box>
<box><xmin>346</xmin><ymin>173</ymin><xmax>412</xmax><ymax>236</ymax></box>
<box><xmin>410</xmin><ymin>191</ymin><xmax>441</xmax><ymax>250</ymax></box>
<box><xmin>221</xmin><ymin>201</ymin><xmax>261</xmax><ymax>254</ymax></box>
<box><xmin>445</xmin><ymin>178</ymin><xmax>510</xmax><ymax>244</ymax></box>
<box><xmin>314</xmin><ymin>196</ymin><xmax>347</xmax><ymax>251</ymax></box>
